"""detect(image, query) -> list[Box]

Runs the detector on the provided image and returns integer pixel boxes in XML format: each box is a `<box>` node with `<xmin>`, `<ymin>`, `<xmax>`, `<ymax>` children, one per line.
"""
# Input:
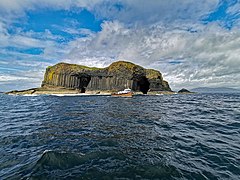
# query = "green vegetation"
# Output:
<box><xmin>47</xmin><ymin>70</ymin><xmax>55</xmax><ymax>82</ymax></box>
<box><xmin>145</xmin><ymin>69</ymin><xmax>162</xmax><ymax>79</ymax></box>
<box><xmin>107</xmin><ymin>61</ymin><xmax>144</xmax><ymax>76</ymax></box>
<box><xmin>47</xmin><ymin>62</ymin><xmax>102</xmax><ymax>73</ymax></box>
<box><xmin>45</xmin><ymin>61</ymin><xmax>165</xmax><ymax>82</ymax></box>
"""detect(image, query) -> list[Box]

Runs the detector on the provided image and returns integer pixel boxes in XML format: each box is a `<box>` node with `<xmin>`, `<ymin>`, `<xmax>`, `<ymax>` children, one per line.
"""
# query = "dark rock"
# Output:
<box><xmin>41</xmin><ymin>61</ymin><xmax>171</xmax><ymax>94</ymax></box>
<box><xmin>6</xmin><ymin>88</ymin><xmax>37</xmax><ymax>95</ymax></box>
<box><xmin>178</xmin><ymin>88</ymin><xmax>192</xmax><ymax>93</ymax></box>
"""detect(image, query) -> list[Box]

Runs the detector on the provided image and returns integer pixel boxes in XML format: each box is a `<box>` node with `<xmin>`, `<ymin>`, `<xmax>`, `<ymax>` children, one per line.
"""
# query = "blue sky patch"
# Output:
<box><xmin>10</xmin><ymin>8</ymin><xmax>103</xmax><ymax>42</ymax></box>
<box><xmin>169</xmin><ymin>60</ymin><xmax>183</xmax><ymax>65</ymax></box>
<box><xmin>6</xmin><ymin>47</ymin><xmax>44</xmax><ymax>55</ymax></box>
<box><xmin>203</xmin><ymin>0</ymin><xmax>239</xmax><ymax>29</ymax></box>
<box><xmin>114</xmin><ymin>3</ymin><xmax>125</xmax><ymax>11</ymax></box>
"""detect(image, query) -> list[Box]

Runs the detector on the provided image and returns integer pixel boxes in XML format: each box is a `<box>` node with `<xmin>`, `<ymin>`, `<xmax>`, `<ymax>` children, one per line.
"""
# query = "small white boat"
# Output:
<box><xmin>111</xmin><ymin>88</ymin><xmax>133</xmax><ymax>97</ymax></box>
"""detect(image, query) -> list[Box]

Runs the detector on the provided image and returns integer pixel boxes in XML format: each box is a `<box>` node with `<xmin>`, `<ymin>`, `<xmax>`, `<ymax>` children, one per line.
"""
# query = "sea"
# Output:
<box><xmin>0</xmin><ymin>93</ymin><xmax>240</xmax><ymax>179</ymax></box>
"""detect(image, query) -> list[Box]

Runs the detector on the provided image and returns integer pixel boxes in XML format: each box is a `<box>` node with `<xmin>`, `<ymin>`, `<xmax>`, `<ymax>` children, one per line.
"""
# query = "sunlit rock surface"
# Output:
<box><xmin>42</xmin><ymin>61</ymin><xmax>171</xmax><ymax>94</ymax></box>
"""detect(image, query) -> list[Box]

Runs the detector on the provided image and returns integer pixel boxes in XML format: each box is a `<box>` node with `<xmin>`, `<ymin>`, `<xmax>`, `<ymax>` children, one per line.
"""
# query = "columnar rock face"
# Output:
<box><xmin>42</xmin><ymin>61</ymin><xmax>171</xmax><ymax>94</ymax></box>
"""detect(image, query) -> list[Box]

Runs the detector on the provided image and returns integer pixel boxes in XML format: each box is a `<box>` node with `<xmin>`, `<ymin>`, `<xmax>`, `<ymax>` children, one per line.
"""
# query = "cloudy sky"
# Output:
<box><xmin>0</xmin><ymin>0</ymin><xmax>240</xmax><ymax>91</ymax></box>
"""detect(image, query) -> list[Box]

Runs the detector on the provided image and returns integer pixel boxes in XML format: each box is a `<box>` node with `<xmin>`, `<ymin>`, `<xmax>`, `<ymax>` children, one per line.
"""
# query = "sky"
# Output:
<box><xmin>0</xmin><ymin>0</ymin><xmax>240</xmax><ymax>91</ymax></box>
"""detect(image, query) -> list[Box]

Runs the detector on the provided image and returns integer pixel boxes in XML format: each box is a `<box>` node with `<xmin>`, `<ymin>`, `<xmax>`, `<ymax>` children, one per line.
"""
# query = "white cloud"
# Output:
<box><xmin>0</xmin><ymin>0</ymin><xmax>219</xmax><ymax>24</ymax></box>
<box><xmin>62</xmin><ymin>21</ymin><xmax>240</xmax><ymax>90</ymax></box>
<box><xmin>0</xmin><ymin>22</ymin><xmax>69</xmax><ymax>61</ymax></box>
<box><xmin>0</xmin><ymin>21</ymin><xmax>67</xmax><ymax>91</ymax></box>
<box><xmin>1</xmin><ymin>0</ymin><xmax>240</xmax><ymax>91</ymax></box>
<box><xmin>93</xmin><ymin>0</ymin><xmax>219</xmax><ymax>24</ymax></box>
<box><xmin>0</xmin><ymin>65</ymin><xmax>46</xmax><ymax>91</ymax></box>
<box><xmin>227</xmin><ymin>2</ymin><xmax>240</xmax><ymax>15</ymax></box>
<box><xmin>0</xmin><ymin>75</ymin><xmax>33</xmax><ymax>82</ymax></box>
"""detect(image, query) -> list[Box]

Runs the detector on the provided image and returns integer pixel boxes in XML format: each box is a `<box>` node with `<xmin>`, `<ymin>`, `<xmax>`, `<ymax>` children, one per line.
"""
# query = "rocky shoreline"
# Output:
<box><xmin>5</xmin><ymin>87</ymin><xmax>189</xmax><ymax>96</ymax></box>
<box><xmin>6</xmin><ymin>87</ymin><xmax>109</xmax><ymax>96</ymax></box>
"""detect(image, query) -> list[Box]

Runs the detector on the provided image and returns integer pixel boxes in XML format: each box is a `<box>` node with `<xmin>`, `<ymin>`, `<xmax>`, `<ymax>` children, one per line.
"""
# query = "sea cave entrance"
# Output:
<box><xmin>137</xmin><ymin>77</ymin><xmax>150</xmax><ymax>94</ymax></box>
<box><xmin>80</xmin><ymin>88</ymin><xmax>86</xmax><ymax>93</ymax></box>
<box><xmin>72</xmin><ymin>74</ymin><xmax>91</xmax><ymax>93</ymax></box>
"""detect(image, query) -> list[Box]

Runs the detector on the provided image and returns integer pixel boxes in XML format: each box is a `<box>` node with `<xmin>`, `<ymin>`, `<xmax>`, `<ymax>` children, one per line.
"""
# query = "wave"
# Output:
<box><xmin>1</xmin><ymin>93</ymin><xmax>240</xmax><ymax>179</ymax></box>
<box><xmin>26</xmin><ymin>150</ymin><xmax>181</xmax><ymax>179</ymax></box>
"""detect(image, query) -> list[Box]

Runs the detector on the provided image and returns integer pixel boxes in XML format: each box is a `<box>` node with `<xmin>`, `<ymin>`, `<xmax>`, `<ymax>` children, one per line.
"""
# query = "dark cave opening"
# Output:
<box><xmin>73</xmin><ymin>75</ymin><xmax>91</xmax><ymax>93</ymax></box>
<box><xmin>80</xmin><ymin>88</ymin><xmax>86</xmax><ymax>93</ymax></box>
<box><xmin>137</xmin><ymin>77</ymin><xmax>150</xmax><ymax>94</ymax></box>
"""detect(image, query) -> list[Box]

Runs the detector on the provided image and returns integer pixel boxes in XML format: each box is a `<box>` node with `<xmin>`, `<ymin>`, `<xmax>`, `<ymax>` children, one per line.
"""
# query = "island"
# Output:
<box><xmin>6</xmin><ymin>61</ymin><xmax>173</xmax><ymax>95</ymax></box>
<box><xmin>178</xmin><ymin>88</ymin><xmax>195</xmax><ymax>94</ymax></box>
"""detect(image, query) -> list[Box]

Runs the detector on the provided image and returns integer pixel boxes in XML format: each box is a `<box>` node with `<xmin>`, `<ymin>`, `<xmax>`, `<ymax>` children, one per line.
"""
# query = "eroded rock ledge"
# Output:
<box><xmin>7</xmin><ymin>61</ymin><xmax>172</xmax><ymax>95</ymax></box>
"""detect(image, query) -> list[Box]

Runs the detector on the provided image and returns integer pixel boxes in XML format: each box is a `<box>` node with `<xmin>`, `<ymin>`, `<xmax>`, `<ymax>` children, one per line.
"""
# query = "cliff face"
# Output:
<box><xmin>42</xmin><ymin>61</ymin><xmax>171</xmax><ymax>94</ymax></box>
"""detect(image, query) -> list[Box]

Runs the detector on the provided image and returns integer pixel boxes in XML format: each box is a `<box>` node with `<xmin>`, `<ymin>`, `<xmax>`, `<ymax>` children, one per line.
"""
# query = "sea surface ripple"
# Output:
<box><xmin>0</xmin><ymin>93</ymin><xmax>240</xmax><ymax>179</ymax></box>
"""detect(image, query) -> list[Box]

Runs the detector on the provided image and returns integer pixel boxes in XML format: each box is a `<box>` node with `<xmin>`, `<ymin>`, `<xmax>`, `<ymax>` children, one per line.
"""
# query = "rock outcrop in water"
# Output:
<box><xmin>178</xmin><ymin>88</ymin><xmax>194</xmax><ymax>94</ymax></box>
<box><xmin>41</xmin><ymin>61</ymin><xmax>171</xmax><ymax>94</ymax></box>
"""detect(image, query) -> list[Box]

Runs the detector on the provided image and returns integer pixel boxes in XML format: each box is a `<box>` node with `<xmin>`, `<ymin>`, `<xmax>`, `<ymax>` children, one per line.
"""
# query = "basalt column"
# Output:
<box><xmin>42</xmin><ymin>61</ymin><xmax>172</xmax><ymax>93</ymax></box>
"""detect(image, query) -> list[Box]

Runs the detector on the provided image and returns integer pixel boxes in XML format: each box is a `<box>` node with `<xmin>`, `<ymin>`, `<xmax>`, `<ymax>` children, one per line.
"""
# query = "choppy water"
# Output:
<box><xmin>0</xmin><ymin>93</ymin><xmax>240</xmax><ymax>179</ymax></box>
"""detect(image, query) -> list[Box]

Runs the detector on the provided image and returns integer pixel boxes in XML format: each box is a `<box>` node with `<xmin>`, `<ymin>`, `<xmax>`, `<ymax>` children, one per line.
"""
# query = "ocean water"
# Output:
<box><xmin>0</xmin><ymin>93</ymin><xmax>240</xmax><ymax>179</ymax></box>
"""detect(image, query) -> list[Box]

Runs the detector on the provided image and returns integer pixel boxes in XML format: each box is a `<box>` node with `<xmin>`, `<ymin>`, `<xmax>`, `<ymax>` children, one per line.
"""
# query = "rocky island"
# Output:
<box><xmin>178</xmin><ymin>88</ymin><xmax>195</xmax><ymax>94</ymax></box>
<box><xmin>7</xmin><ymin>61</ymin><xmax>172</xmax><ymax>95</ymax></box>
